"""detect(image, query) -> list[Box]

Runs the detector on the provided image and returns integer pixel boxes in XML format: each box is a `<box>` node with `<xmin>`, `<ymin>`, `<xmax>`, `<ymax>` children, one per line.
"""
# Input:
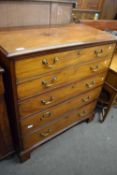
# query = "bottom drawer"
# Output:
<box><xmin>20</xmin><ymin>86</ymin><xmax>102</xmax><ymax>135</ymax></box>
<box><xmin>22</xmin><ymin>101</ymin><xmax>96</xmax><ymax>149</ymax></box>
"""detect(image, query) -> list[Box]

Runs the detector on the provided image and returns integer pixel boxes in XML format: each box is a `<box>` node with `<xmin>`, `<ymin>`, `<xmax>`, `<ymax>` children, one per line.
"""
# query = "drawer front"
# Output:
<box><xmin>17</xmin><ymin>58</ymin><xmax>111</xmax><ymax>100</ymax></box>
<box><xmin>20</xmin><ymin>87</ymin><xmax>101</xmax><ymax>134</ymax></box>
<box><xmin>19</xmin><ymin>75</ymin><xmax>105</xmax><ymax>117</ymax></box>
<box><xmin>15</xmin><ymin>44</ymin><xmax>115</xmax><ymax>82</ymax></box>
<box><xmin>22</xmin><ymin>102</ymin><xmax>97</xmax><ymax>149</ymax></box>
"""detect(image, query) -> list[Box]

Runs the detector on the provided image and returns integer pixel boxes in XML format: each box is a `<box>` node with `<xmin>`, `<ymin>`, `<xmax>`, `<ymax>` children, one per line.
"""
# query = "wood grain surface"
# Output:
<box><xmin>0</xmin><ymin>24</ymin><xmax>116</xmax><ymax>57</ymax></box>
<box><xmin>18</xmin><ymin>77</ymin><xmax>104</xmax><ymax>117</ymax></box>
<box><xmin>20</xmin><ymin>87</ymin><xmax>102</xmax><ymax>135</ymax></box>
<box><xmin>15</xmin><ymin>43</ymin><xmax>115</xmax><ymax>82</ymax></box>
<box><xmin>22</xmin><ymin>101</ymin><xmax>97</xmax><ymax>149</ymax></box>
<box><xmin>17</xmin><ymin>58</ymin><xmax>111</xmax><ymax>99</ymax></box>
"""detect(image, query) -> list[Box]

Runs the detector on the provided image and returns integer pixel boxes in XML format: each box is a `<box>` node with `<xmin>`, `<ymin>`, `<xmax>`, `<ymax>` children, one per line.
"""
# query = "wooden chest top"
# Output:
<box><xmin>0</xmin><ymin>24</ymin><xmax>116</xmax><ymax>58</ymax></box>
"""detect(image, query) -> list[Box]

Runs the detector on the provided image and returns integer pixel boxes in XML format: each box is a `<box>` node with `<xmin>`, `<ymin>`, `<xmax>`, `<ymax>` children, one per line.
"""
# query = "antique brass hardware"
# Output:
<box><xmin>86</xmin><ymin>80</ymin><xmax>95</xmax><ymax>88</ymax></box>
<box><xmin>42</xmin><ymin>76</ymin><xmax>57</xmax><ymax>87</ymax></box>
<box><xmin>54</xmin><ymin>57</ymin><xmax>59</xmax><ymax>63</ymax></box>
<box><xmin>78</xmin><ymin>110</ymin><xmax>87</xmax><ymax>117</ymax></box>
<box><xmin>42</xmin><ymin>57</ymin><xmax>59</xmax><ymax>68</ymax></box>
<box><xmin>82</xmin><ymin>96</ymin><xmax>90</xmax><ymax>103</ymax></box>
<box><xmin>41</xmin><ymin>96</ymin><xmax>54</xmax><ymax>105</ymax></box>
<box><xmin>90</xmin><ymin>65</ymin><xmax>99</xmax><ymax>72</ymax></box>
<box><xmin>95</xmin><ymin>49</ymin><xmax>103</xmax><ymax>57</ymax></box>
<box><xmin>40</xmin><ymin>112</ymin><xmax>52</xmax><ymax>120</ymax></box>
<box><xmin>40</xmin><ymin>129</ymin><xmax>52</xmax><ymax>137</ymax></box>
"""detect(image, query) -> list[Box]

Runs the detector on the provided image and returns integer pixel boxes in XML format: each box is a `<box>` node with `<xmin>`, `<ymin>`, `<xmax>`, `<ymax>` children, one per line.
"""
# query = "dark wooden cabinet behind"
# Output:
<box><xmin>0</xmin><ymin>68</ymin><xmax>14</xmax><ymax>160</ymax></box>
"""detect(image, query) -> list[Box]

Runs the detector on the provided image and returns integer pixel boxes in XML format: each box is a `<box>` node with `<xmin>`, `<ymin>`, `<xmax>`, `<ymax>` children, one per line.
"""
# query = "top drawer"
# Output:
<box><xmin>15</xmin><ymin>44</ymin><xmax>115</xmax><ymax>83</ymax></box>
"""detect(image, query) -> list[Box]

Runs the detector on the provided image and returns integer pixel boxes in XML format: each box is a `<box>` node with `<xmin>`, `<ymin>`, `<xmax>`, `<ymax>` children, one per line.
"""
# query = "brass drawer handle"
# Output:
<box><xmin>86</xmin><ymin>80</ymin><xmax>95</xmax><ymax>88</ymax></box>
<box><xmin>82</xmin><ymin>96</ymin><xmax>90</xmax><ymax>103</ymax></box>
<box><xmin>42</xmin><ymin>77</ymin><xmax>57</xmax><ymax>88</ymax></box>
<box><xmin>42</xmin><ymin>57</ymin><xmax>59</xmax><ymax>68</ymax></box>
<box><xmin>78</xmin><ymin>110</ymin><xmax>87</xmax><ymax>117</ymax></box>
<box><xmin>40</xmin><ymin>129</ymin><xmax>52</xmax><ymax>137</ymax></box>
<box><xmin>40</xmin><ymin>112</ymin><xmax>52</xmax><ymax>120</ymax></box>
<box><xmin>90</xmin><ymin>65</ymin><xmax>99</xmax><ymax>72</ymax></box>
<box><xmin>41</xmin><ymin>96</ymin><xmax>54</xmax><ymax>105</ymax></box>
<box><xmin>95</xmin><ymin>49</ymin><xmax>103</xmax><ymax>57</ymax></box>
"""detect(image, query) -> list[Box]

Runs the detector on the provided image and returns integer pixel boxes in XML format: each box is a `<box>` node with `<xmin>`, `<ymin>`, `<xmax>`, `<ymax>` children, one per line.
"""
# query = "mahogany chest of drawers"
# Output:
<box><xmin>0</xmin><ymin>68</ymin><xmax>14</xmax><ymax>160</ymax></box>
<box><xmin>0</xmin><ymin>24</ymin><xmax>116</xmax><ymax>162</ymax></box>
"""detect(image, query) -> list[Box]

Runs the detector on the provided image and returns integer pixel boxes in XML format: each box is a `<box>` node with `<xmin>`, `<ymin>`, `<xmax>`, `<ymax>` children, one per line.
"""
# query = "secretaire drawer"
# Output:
<box><xmin>19</xmin><ymin>76</ymin><xmax>104</xmax><ymax>117</ymax></box>
<box><xmin>20</xmin><ymin>87</ymin><xmax>101</xmax><ymax>134</ymax></box>
<box><xmin>22</xmin><ymin>102</ymin><xmax>97</xmax><ymax>149</ymax></box>
<box><xmin>17</xmin><ymin>58</ymin><xmax>111</xmax><ymax>100</ymax></box>
<box><xmin>15</xmin><ymin>43</ymin><xmax>115</xmax><ymax>83</ymax></box>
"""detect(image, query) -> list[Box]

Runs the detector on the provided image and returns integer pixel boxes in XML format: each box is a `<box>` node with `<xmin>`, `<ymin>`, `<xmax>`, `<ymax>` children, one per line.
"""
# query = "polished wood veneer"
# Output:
<box><xmin>0</xmin><ymin>24</ymin><xmax>116</xmax><ymax>162</ymax></box>
<box><xmin>20</xmin><ymin>87</ymin><xmax>102</xmax><ymax>134</ymax></box>
<box><xmin>0</xmin><ymin>24</ymin><xmax>116</xmax><ymax>57</ymax></box>
<box><xmin>17</xmin><ymin>58</ymin><xmax>111</xmax><ymax>100</ymax></box>
<box><xmin>22</xmin><ymin>102</ymin><xmax>97</xmax><ymax>150</ymax></box>
<box><xmin>15</xmin><ymin>43</ymin><xmax>114</xmax><ymax>82</ymax></box>
<box><xmin>19</xmin><ymin>81</ymin><xmax>103</xmax><ymax>118</ymax></box>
